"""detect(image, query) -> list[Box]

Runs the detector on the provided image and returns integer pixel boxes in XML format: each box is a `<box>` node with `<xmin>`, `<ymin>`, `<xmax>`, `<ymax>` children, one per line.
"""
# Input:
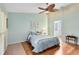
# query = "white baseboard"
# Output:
<box><xmin>0</xmin><ymin>50</ymin><xmax>5</xmax><ymax>55</ymax></box>
<box><xmin>8</xmin><ymin>40</ymin><xmax>26</xmax><ymax>45</ymax></box>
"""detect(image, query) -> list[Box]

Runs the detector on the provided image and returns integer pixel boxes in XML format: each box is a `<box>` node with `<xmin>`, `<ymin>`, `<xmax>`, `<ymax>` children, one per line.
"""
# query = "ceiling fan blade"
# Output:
<box><xmin>39</xmin><ymin>10</ymin><xmax>46</xmax><ymax>14</ymax></box>
<box><xmin>38</xmin><ymin>7</ymin><xmax>47</xmax><ymax>10</ymax></box>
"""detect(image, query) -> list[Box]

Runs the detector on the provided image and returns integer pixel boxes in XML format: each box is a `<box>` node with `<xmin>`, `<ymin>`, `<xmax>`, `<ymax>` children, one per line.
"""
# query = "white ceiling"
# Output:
<box><xmin>3</xmin><ymin>3</ymin><xmax>70</xmax><ymax>13</ymax></box>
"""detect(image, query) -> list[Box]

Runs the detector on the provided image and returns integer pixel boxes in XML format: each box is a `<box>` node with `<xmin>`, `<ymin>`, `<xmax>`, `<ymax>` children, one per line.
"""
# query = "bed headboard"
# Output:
<box><xmin>30</xmin><ymin>21</ymin><xmax>48</xmax><ymax>35</ymax></box>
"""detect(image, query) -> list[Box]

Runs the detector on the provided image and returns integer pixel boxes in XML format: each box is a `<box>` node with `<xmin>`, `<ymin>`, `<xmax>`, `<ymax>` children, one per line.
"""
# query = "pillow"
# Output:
<box><xmin>27</xmin><ymin>31</ymin><xmax>37</xmax><ymax>41</ymax></box>
<box><xmin>27</xmin><ymin>32</ymin><xmax>32</xmax><ymax>41</ymax></box>
<box><xmin>31</xmin><ymin>32</ymin><xmax>37</xmax><ymax>35</ymax></box>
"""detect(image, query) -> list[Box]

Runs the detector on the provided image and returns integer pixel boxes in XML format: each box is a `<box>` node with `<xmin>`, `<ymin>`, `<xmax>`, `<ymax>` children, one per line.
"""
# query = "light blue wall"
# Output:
<box><xmin>62</xmin><ymin>11</ymin><xmax>79</xmax><ymax>36</ymax></box>
<box><xmin>48</xmin><ymin>11</ymin><xmax>79</xmax><ymax>44</ymax></box>
<box><xmin>49</xmin><ymin>11</ymin><xmax>79</xmax><ymax>36</ymax></box>
<box><xmin>8</xmin><ymin>12</ymin><xmax>47</xmax><ymax>44</ymax></box>
<box><xmin>61</xmin><ymin>11</ymin><xmax>79</xmax><ymax>44</ymax></box>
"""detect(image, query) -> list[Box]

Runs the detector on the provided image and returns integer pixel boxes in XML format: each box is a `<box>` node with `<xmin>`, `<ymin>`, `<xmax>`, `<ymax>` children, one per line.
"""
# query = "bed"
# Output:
<box><xmin>26</xmin><ymin>32</ymin><xmax>60</xmax><ymax>53</ymax></box>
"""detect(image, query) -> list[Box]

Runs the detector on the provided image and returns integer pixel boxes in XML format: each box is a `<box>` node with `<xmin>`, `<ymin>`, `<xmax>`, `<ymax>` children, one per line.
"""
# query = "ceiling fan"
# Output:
<box><xmin>38</xmin><ymin>4</ymin><xmax>58</xmax><ymax>14</ymax></box>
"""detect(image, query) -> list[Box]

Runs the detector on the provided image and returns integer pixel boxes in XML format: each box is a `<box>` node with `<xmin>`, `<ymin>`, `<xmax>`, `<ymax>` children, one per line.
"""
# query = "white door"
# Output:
<box><xmin>0</xmin><ymin>9</ymin><xmax>7</xmax><ymax>55</ymax></box>
<box><xmin>54</xmin><ymin>20</ymin><xmax>62</xmax><ymax>37</ymax></box>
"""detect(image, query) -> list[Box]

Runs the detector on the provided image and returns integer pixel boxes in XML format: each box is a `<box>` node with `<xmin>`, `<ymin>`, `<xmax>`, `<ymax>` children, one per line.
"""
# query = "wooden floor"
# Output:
<box><xmin>4</xmin><ymin>43</ymin><xmax>26</xmax><ymax>55</ymax></box>
<box><xmin>21</xmin><ymin>42</ymin><xmax>79</xmax><ymax>55</ymax></box>
<box><xmin>4</xmin><ymin>41</ymin><xmax>79</xmax><ymax>55</ymax></box>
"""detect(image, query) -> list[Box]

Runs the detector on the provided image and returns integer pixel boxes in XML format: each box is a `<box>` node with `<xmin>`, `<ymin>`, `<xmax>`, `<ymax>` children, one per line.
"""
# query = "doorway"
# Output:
<box><xmin>54</xmin><ymin>20</ymin><xmax>62</xmax><ymax>37</ymax></box>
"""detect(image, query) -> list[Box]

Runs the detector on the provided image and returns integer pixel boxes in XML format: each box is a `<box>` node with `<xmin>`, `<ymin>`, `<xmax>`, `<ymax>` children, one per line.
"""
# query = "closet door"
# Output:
<box><xmin>0</xmin><ymin>9</ymin><xmax>2</xmax><ymax>32</ymax></box>
<box><xmin>0</xmin><ymin>9</ymin><xmax>7</xmax><ymax>55</ymax></box>
<box><xmin>3</xmin><ymin>15</ymin><xmax>7</xmax><ymax>52</ymax></box>
<box><xmin>0</xmin><ymin>9</ymin><xmax>4</xmax><ymax>54</ymax></box>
